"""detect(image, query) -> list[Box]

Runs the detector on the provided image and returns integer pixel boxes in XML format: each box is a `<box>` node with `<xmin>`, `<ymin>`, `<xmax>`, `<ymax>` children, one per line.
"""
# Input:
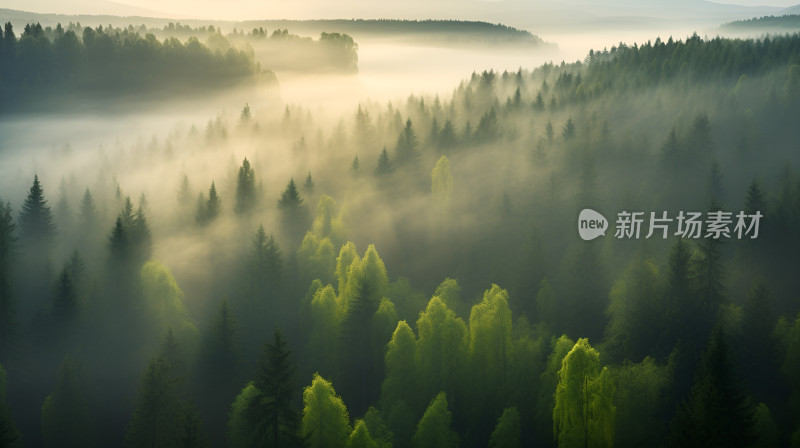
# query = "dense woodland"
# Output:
<box><xmin>722</xmin><ymin>14</ymin><xmax>800</xmax><ymax>30</ymax></box>
<box><xmin>1</xmin><ymin>28</ymin><xmax>800</xmax><ymax>448</ymax></box>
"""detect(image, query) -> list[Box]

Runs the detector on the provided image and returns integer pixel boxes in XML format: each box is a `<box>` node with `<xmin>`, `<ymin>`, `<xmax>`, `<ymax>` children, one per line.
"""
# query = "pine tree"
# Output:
<box><xmin>125</xmin><ymin>355</ymin><xmax>182</xmax><ymax>448</ymax></box>
<box><xmin>177</xmin><ymin>174</ymin><xmax>193</xmax><ymax>207</ymax></box>
<box><xmin>19</xmin><ymin>174</ymin><xmax>56</xmax><ymax>246</ymax></box>
<box><xmin>351</xmin><ymin>156</ymin><xmax>360</xmax><ymax>176</ymax></box>
<box><xmin>304</xmin><ymin>172</ymin><xmax>315</xmax><ymax>195</ymax></box>
<box><xmin>41</xmin><ymin>356</ymin><xmax>93</xmax><ymax>448</ymax></box>
<box><xmin>0</xmin><ymin>202</ymin><xmax>17</xmax><ymax>362</ymax></box>
<box><xmin>394</xmin><ymin>119</ymin><xmax>419</xmax><ymax>166</ymax></box>
<box><xmin>235</xmin><ymin>158</ymin><xmax>257</xmax><ymax>214</ymax></box>
<box><xmin>0</xmin><ymin>363</ymin><xmax>20</xmax><ymax>447</ymax></box>
<box><xmin>375</xmin><ymin>147</ymin><xmax>392</xmax><ymax>176</ymax></box>
<box><xmin>206</xmin><ymin>181</ymin><xmax>220</xmax><ymax>222</ymax></box>
<box><xmin>248</xmin><ymin>329</ymin><xmax>302</xmax><ymax>447</ymax></box>
<box><xmin>278</xmin><ymin>179</ymin><xmax>309</xmax><ymax>247</ymax></box>
<box><xmin>53</xmin><ymin>265</ymin><xmax>77</xmax><ymax>322</ymax></box>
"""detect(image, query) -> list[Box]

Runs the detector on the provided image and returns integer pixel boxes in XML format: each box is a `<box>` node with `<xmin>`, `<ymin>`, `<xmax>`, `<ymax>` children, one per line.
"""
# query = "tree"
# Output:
<box><xmin>235</xmin><ymin>158</ymin><xmax>257</xmax><ymax>214</ymax></box>
<box><xmin>177</xmin><ymin>174</ymin><xmax>193</xmax><ymax>207</ymax></box>
<box><xmin>375</xmin><ymin>147</ymin><xmax>392</xmax><ymax>176</ymax></box>
<box><xmin>248</xmin><ymin>329</ymin><xmax>302</xmax><ymax>447</ymax></box>
<box><xmin>381</xmin><ymin>320</ymin><xmax>420</xmax><ymax>412</ymax></box>
<box><xmin>416</xmin><ymin>296</ymin><xmax>467</xmax><ymax>411</ymax></box>
<box><xmin>413</xmin><ymin>392</ymin><xmax>458</xmax><ymax>448</ymax></box>
<box><xmin>249</xmin><ymin>225</ymin><xmax>285</xmax><ymax>308</ymax></box>
<box><xmin>394</xmin><ymin>119</ymin><xmax>418</xmax><ymax>166</ymax></box>
<box><xmin>669</xmin><ymin>328</ymin><xmax>756</xmax><ymax>448</ymax></box>
<box><xmin>302</xmin><ymin>374</ymin><xmax>351</xmax><ymax>448</ymax></box>
<box><xmin>205</xmin><ymin>299</ymin><xmax>240</xmax><ymax>377</ymax></box>
<box><xmin>553</xmin><ymin>338</ymin><xmax>615</xmax><ymax>448</ymax></box>
<box><xmin>41</xmin><ymin>356</ymin><xmax>93</xmax><ymax>448</ymax></box>
<box><xmin>611</xmin><ymin>357</ymin><xmax>669</xmax><ymax>447</ymax></box>
<box><xmin>0</xmin><ymin>202</ymin><xmax>17</xmax><ymax>363</ymax></box>
<box><xmin>125</xmin><ymin>355</ymin><xmax>183</xmax><ymax>448</ymax></box>
<box><xmin>431</xmin><ymin>156</ymin><xmax>453</xmax><ymax>205</ymax></box>
<box><xmin>489</xmin><ymin>407</ymin><xmax>520</xmax><ymax>448</ymax></box>
<box><xmin>18</xmin><ymin>174</ymin><xmax>56</xmax><ymax>247</ymax></box>
<box><xmin>348</xmin><ymin>420</ymin><xmax>377</xmax><ymax>448</ymax></box>
<box><xmin>304</xmin><ymin>172</ymin><xmax>315</xmax><ymax>194</ymax></box>
<box><xmin>0</xmin><ymin>363</ymin><xmax>20</xmax><ymax>447</ymax></box>
<box><xmin>53</xmin><ymin>265</ymin><xmax>78</xmax><ymax>323</ymax></box>
<box><xmin>278</xmin><ymin>178</ymin><xmax>309</xmax><ymax>247</ymax></box>
<box><xmin>206</xmin><ymin>181</ymin><xmax>221</xmax><ymax>222</ymax></box>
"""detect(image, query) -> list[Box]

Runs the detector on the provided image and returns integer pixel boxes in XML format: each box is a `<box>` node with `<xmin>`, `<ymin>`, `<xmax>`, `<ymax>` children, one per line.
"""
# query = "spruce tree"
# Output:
<box><xmin>19</xmin><ymin>174</ymin><xmax>56</xmax><ymax>246</ymax></box>
<box><xmin>235</xmin><ymin>158</ymin><xmax>257</xmax><ymax>214</ymax></box>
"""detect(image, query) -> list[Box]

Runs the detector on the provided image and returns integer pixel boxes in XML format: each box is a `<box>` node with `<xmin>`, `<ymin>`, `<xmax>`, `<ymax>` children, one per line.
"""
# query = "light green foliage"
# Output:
<box><xmin>336</xmin><ymin>242</ymin><xmax>360</xmax><ymax>299</ymax></box>
<box><xmin>302</xmin><ymin>374</ymin><xmax>351</xmax><ymax>448</ymax></box>
<box><xmin>308</xmin><ymin>285</ymin><xmax>341</xmax><ymax>377</ymax></box>
<box><xmin>42</xmin><ymin>356</ymin><xmax>93</xmax><ymax>448</ymax></box>
<box><xmin>431</xmin><ymin>156</ymin><xmax>453</xmax><ymax>205</ymax></box>
<box><xmin>413</xmin><ymin>392</ymin><xmax>458</xmax><ymax>448</ymax></box>
<box><xmin>228</xmin><ymin>382</ymin><xmax>260</xmax><ymax>447</ymax></box>
<box><xmin>381</xmin><ymin>320</ymin><xmax>420</xmax><ymax>411</ymax></box>
<box><xmin>348</xmin><ymin>420</ymin><xmax>377</xmax><ymax>448</ymax></box>
<box><xmin>140</xmin><ymin>260</ymin><xmax>199</xmax><ymax>351</ymax></box>
<box><xmin>469</xmin><ymin>285</ymin><xmax>513</xmax><ymax>388</ymax></box>
<box><xmin>489</xmin><ymin>407</ymin><xmax>520</xmax><ymax>448</ymax></box>
<box><xmin>311</xmin><ymin>194</ymin><xmax>347</xmax><ymax>247</ymax></box>
<box><xmin>416</xmin><ymin>296</ymin><xmax>468</xmax><ymax>401</ymax></box>
<box><xmin>433</xmin><ymin>278</ymin><xmax>464</xmax><ymax>318</ymax></box>
<box><xmin>299</xmin><ymin>232</ymin><xmax>337</xmax><ymax>285</ymax></box>
<box><xmin>611</xmin><ymin>357</ymin><xmax>669</xmax><ymax>446</ymax></box>
<box><xmin>553</xmin><ymin>338</ymin><xmax>615</xmax><ymax>448</ymax></box>
<box><xmin>363</xmin><ymin>407</ymin><xmax>393</xmax><ymax>448</ymax></box>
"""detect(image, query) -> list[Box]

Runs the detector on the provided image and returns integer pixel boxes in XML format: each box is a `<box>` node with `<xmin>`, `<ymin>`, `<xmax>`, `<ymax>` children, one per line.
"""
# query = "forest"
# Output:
<box><xmin>0</xmin><ymin>18</ymin><xmax>800</xmax><ymax>448</ymax></box>
<box><xmin>722</xmin><ymin>14</ymin><xmax>800</xmax><ymax>31</ymax></box>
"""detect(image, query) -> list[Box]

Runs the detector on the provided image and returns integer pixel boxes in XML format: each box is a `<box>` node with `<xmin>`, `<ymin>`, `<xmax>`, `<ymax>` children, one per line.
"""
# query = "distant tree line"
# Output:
<box><xmin>0</xmin><ymin>21</ymin><xmax>273</xmax><ymax>112</ymax></box>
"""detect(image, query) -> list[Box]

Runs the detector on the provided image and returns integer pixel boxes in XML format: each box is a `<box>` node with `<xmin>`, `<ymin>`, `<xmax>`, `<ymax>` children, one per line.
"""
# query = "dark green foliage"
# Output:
<box><xmin>0</xmin><ymin>363</ymin><xmax>20</xmax><ymax>447</ymax></box>
<box><xmin>53</xmin><ymin>265</ymin><xmax>77</xmax><ymax>322</ymax></box>
<box><xmin>0</xmin><ymin>202</ymin><xmax>17</xmax><ymax>363</ymax></box>
<box><xmin>18</xmin><ymin>174</ymin><xmax>55</xmax><ymax>248</ymax></box>
<box><xmin>125</xmin><ymin>355</ymin><xmax>183</xmax><ymax>448</ymax></box>
<box><xmin>0</xmin><ymin>22</ymin><xmax>267</xmax><ymax>112</ymax></box>
<box><xmin>41</xmin><ymin>356</ymin><xmax>93</xmax><ymax>448</ymax></box>
<box><xmin>669</xmin><ymin>329</ymin><xmax>757</xmax><ymax>448</ymax></box>
<box><xmin>278</xmin><ymin>178</ymin><xmax>310</xmax><ymax>247</ymax></box>
<box><xmin>196</xmin><ymin>182</ymin><xmax>221</xmax><ymax>226</ymax></box>
<box><xmin>394</xmin><ymin>120</ymin><xmax>419</xmax><ymax>167</ymax></box>
<box><xmin>488</xmin><ymin>407</ymin><xmax>520</xmax><ymax>448</ymax></box>
<box><xmin>247</xmin><ymin>329</ymin><xmax>303</xmax><ymax>447</ymax></box>
<box><xmin>304</xmin><ymin>172</ymin><xmax>315</xmax><ymax>194</ymax></box>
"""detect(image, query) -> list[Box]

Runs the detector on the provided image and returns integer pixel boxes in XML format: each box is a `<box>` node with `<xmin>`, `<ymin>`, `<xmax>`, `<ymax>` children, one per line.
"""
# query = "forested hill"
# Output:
<box><xmin>0</xmin><ymin>21</ymin><xmax>273</xmax><ymax>113</ymax></box>
<box><xmin>721</xmin><ymin>14</ymin><xmax>800</xmax><ymax>31</ymax></box>
<box><xmin>237</xmin><ymin>19</ymin><xmax>551</xmax><ymax>46</ymax></box>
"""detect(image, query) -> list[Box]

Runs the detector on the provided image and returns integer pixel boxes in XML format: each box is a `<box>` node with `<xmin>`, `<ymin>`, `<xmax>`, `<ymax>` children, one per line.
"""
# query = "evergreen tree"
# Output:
<box><xmin>0</xmin><ymin>202</ymin><xmax>17</xmax><ymax>363</ymax></box>
<box><xmin>278</xmin><ymin>178</ymin><xmax>309</xmax><ymax>247</ymax></box>
<box><xmin>304</xmin><ymin>172</ymin><xmax>315</xmax><ymax>195</ymax></box>
<box><xmin>53</xmin><ymin>265</ymin><xmax>77</xmax><ymax>322</ymax></box>
<box><xmin>177</xmin><ymin>174</ymin><xmax>193</xmax><ymax>207</ymax></box>
<box><xmin>235</xmin><ymin>158</ymin><xmax>257</xmax><ymax>214</ymax></box>
<box><xmin>248</xmin><ymin>329</ymin><xmax>302</xmax><ymax>447</ymax></box>
<box><xmin>125</xmin><ymin>355</ymin><xmax>183</xmax><ymax>448</ymax></box>
<box><xmin>206</xmin><ymin>181</ymin><xmax>220</xmax><ymax>222</ymax></box>
<box><xmin>394</xmin><ymin>119</ymin><xmax>418</xmax><ymax>166</ymax></box>
<box><xmin>0</xmin><ymin>363</ymin><xmax>20</xmax><ymax>447</ymax></box>
<box><xmin>669</xmin><ymin>328</ymin><xmax>756</xmax><ymax>448</ymax></box>
<box><xmin>351</xmin><ymin>156</ymin><xmax>360</xmax><ymax>176</ymax></box>
<box><xmin>375</xmin><ymin>147</ymin><xmax>392</xmax><ymax>176</ymax></box>
<box><xmin>41</xmin><ymin>356</ymin><xmax>93</xmax><ymax>448</ymax></box>
<box><xmin>19</xmin><ymin>174</ymin><xmax>56</xmax><ymax>247</ymax></box>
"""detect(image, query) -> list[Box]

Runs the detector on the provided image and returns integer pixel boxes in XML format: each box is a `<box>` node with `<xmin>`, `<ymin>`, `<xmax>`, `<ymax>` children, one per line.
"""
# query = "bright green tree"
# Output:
<box><xmin>302</xmin><ymin>374</ymin><xmax>351</xmax><ymax>448</ymax></box>
<box><xmin>381</xmin><ymin>320</ymin><xmax>420</xmax><ymax>411</ymax></box>
<box><xmin>347</xmin><ymin>420</ymin><xmax>377</xmax><ymax>448</ymax></box>
<box><xmin>431</xmin><ymin>156</ymin><xmax>453</xmax><ymax>205</ymax></box>
<box><xmin>413</xmin><ymin>392</ymin><xmax>458</xmax><ymax>448</ymax></box>
<box><xmin>416</xmin><ymin>296</ymin><xmax>467</xmax><ymax>409</ymax></box>
<box><xmin>553</xmin><ymin>338</ymin><xmax>615</xmax><ymax>448</ymax></box>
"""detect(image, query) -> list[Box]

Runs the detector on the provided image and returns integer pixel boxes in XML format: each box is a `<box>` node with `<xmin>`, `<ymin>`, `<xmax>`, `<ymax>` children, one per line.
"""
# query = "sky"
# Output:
<box><xmin>2</xmin><ymin>0</ymin><xmax>797</xmax><ymax>23</ymax></box>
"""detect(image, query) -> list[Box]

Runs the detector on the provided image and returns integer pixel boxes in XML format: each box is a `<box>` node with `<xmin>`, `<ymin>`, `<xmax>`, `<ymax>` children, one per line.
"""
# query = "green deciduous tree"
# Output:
<box><xmin>489</xmin><ymin>407</ymin><xmax>520</xmax><ymax>448</ymax></box>
<box><xmin>348</xmin><ymin>420</ymin><xmax>377</xmax><ymax>448</ymax></box>
<box><xmin>302</xmin><ymin>374</ymin><xmax>351</xmax><ymax>448</ymax></box>
<box><xmin>553</xmin><ymin>338</ymin><xmax>615</xmax><ymax>448</ymax></box>
<box><xmin>413</xmin><ymin>392</ymin><xmax>458</xmax><ymax>448</ymax></box>
<box><xmin>381</xmin><ymin>320</ymin><xmax>420</xmax><ymax>412</ymax></box>
<box><xmin>431</xmin><ymin>156</ymin><xmax>453</xmax><ymax>205</ymax></box>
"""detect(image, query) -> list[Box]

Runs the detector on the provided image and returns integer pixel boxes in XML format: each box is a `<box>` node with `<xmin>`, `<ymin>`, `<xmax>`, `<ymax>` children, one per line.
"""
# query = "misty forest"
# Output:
<box><xmin>1</xmin><ymin>9</ymin><xmax>800</xmax><ymax>448</ymax></box>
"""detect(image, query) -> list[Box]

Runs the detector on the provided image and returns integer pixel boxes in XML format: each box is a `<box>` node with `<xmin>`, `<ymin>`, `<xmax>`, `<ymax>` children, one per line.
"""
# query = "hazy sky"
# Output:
<box><xmin>3</xmin><ymin>0</ymin><xmax>797</xmax><ymax>22</ymax></box>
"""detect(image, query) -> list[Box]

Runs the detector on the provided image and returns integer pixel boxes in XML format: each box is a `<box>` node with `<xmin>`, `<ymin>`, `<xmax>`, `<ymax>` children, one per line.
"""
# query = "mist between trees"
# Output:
<box><xmin>0</xmin><ymin>29</ymin><xmax>800</xmax><ymax>448</ymax></box>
